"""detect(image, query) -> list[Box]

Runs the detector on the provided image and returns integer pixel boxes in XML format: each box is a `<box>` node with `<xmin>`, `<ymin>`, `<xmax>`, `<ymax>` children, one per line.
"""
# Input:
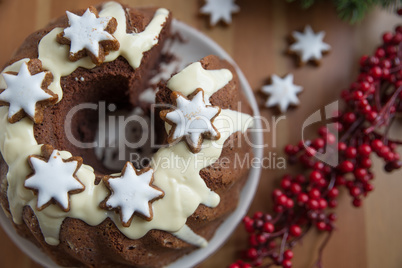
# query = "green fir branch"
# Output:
<box><xmin>286</xmin><ymin>0</ymin><xmax>401</xmax><ymax>23</ymax></box>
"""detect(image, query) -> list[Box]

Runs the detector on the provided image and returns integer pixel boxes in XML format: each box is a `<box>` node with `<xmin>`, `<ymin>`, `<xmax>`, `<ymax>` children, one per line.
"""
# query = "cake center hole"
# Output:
<box><xmin>94</xmin><ymin>103</ymin><xmax>156</xmax><ymax>172</ymax></box>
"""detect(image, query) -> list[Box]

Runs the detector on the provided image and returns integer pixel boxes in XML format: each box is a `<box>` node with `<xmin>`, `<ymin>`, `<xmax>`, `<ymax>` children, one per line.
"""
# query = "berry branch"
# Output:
<box><xmin>230</xmin><ymin>20</ymin><xmax>402</xmax><ymax>268</ymax></box>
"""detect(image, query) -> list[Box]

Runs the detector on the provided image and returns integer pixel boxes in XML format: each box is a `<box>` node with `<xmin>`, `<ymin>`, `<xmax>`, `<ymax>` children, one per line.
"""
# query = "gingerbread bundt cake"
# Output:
<box><xmin>0</xmin><ymin>2</ymin><xmax>254</xmax><ymax>267</ymax></box>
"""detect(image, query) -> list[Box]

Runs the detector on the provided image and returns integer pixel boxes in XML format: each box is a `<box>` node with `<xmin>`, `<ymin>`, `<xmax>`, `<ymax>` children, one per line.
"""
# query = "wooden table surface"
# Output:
<box><xmin>0</xmin><ymin>0</ymin><xmax>401</xmax><ymax>267</ymax></box>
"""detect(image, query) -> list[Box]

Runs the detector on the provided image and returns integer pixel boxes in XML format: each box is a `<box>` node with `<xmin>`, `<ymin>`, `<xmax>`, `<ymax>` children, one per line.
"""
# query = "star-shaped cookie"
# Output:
<box><xmin>0</xmin><ymin>59</ymin><xmax>57</xmax><ymax>124</ymax></box>
<box><xmin>25</xmin><ymin>145</ymin><xmax>84</xmax><ymax>212</ymax></box>
<box><xmin>261</xmin><ymin>74</ymin><xmax>303</xmax><ymax>113</ymax></box>
<box><xmin>289</xmin><ymin>25</ymin><xmax>331</xmax><ymax>66</ymax></box>
<box><xmin>200</xmin><ymin>0</ymin><xmax>240</xmax><ymax>26</ymax></box>
<box><xmin>101</xmin><ymin>162</ymin><xmax>164</xmax><ymax>227</ymax></box>
<box><xmin>57</xmin><ymin>6</ymin><xmax>119</xmax><ymax>65</ymax></box>
<box><xmin>160</xmin><ymin>88</ymin><xmax>221</xmax><ymax>153</ymax></box>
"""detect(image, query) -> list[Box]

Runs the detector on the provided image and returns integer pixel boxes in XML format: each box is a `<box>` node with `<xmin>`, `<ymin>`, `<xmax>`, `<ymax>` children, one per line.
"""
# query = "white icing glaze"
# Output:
<box><xmin>261</xmin><ymin>74</ymin><xmax>303</xmax><ymax>113</ymax></box>
<box><xmin>167</xmin><ymin>62</ymin><xmax>233</xmax><ymax>105</ymax></box>
<box><xmin>25</xmin><ymin>150</ymin><xmax>84</xmax><ymax>211</ymax></box>
<box><xmin>289</xmin><ymin>25</ymin><xmax>331</xmax><ymax>63</ymax></box>
<box><xmin>0</xmin><ymin>62</ymin><xmax>54</xmax><ymax>121</ymax></box>
<box><xmin>105</xmin><ymin>163</ymin><xmax>162</xmax><ymax>224</ymax></box>
<box><xmin>200</xmin><ymin>0</ymin><xmax>240</xmax><ymax>26</ymax></box>
<box><xmin>64</xmin><ymin>8</ymin><xmax>117</xmax><ymax>58</ymax></box>
<box><xmin>172</xmin><ymin>224</ymin><xmax>208</xmax><ymax>248</ymax></box>
<box><xmin>166</xmin><ymin>89</ymin><xmax>220</xmax><ymax>146</ymax></box>
<box><xmin>0</xmin><ymin>2</ymin><xmax>253</xmax><ymax>247</ymax></box>
<box><xmin>38</xmin><ymin>2</ymin><xmax>169</xmax><ymax>100</ymax></box>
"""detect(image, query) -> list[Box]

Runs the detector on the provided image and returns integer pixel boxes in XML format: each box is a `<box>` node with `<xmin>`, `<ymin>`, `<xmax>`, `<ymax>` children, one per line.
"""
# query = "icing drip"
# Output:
<box><xmin>0</xmin><ymin>2</ymin><xmax>253</xmax><ymax>247</ymax></box>
<box><xmin>172</xmin><ymin>224</ymin><xmax>208</xmax><ymax>248</ymax></box>
<box><xmin>167</xmin><ymin>62</ymin><xmax>233</xmax><ymax>105</ymax></box>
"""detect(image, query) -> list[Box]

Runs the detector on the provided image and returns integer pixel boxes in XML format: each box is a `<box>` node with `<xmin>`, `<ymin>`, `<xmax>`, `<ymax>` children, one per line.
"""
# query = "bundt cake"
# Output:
<box><xmin>0</xmin><ymin>1</ymin><xmax>254</xmax><ymax>267</ymax></box>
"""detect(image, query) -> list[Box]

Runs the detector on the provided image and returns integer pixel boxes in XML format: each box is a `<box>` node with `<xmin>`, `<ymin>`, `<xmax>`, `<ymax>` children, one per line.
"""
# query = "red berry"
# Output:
<box><xmin>353</xmin><ymin>90</ymin><xmax>363</xmax><ymax>100</ymax></box>
<box><xmin>354</xmin><ymin>168</ymin><xmax>368</xmax><ymax>180</ymax></box>
<box><xmin>369</xmin><ymin>56</ymin><xmax>379</xmax><ymax>66</ymax></box>
<box><xmin>286</xmin><ymin>198</ymin><xmax>294</xmax><ymax>209</ymax></box>
<box><xmin>353</xmin><ymin>198</ymin><xmax>362</xmax><ymax>207</ymax></box>
<box><xmin>360</xmin><ymin>157</ymin><xmax>372</xmax><ymax>168</ymax></box>
<box><xmin>245</xmin><ymin>220</ymin><xmax>255</xmax><ymax>233</ymax></box>
<box><xmin>277</xmin><ymin>195</ymin><xmax>288</xmax><ymax>206</ymax></box>
<box><xmin>370</xmin><ymin>66</ymin><xmax>382</xmax><ymax>78</ymax></box>
<box><xmin>254</xmin><ymin>219</ymin><xmax>263</xmax><ymax>229</ymax></box>
<box><xmin>345</xmin><ymin>147</ymin><xmax>357</xmax><ymax>158</ymax></box>
<box><xmin>328</xmin><ymin>213</ymin><xmax>337</xmax><ymax>221</ymax></box>
<box><xmin>314</xmin><ymin>162</ymin><xmax>324</xmax><ymax>171</ymax></box>
<box><xmin>379</xmin><ymin>146</ymin><xmax>390</xmax><ymax>157</ymax></box>
<box><xmin>360</xmin><ymin>81</ymin><xmax>371</xmax><ymax>92</ymax></box>
<box><xmin>339</xmin><ymin>160</ymin><xmax>354</xmax><ymax>173</ymax></box>
<box><xmin>285</xmin><ymin>144</ymin><xmax>294</xmax><ymax>155</ymax></box>
<box><xmin>289</xmin><ymin>225</ymin><xmax>302</xmax><ymax>237</ymax></box>
<box><xmin>297</xmin><ymin>193</ymin><xmax>309</xmax><ymax>204</ymax></box>
<box><xmin>272</xmin><ymin>189</ymin><xmax>283</xmax><ymax>199</ymax></box>
<box><xmin>310</xmin><ymin>170</ymin><xmax>323</xmax><ymax>183</ymax></box>
<box><xmin>338</xmin><ymin>142</ymin><xmax>347</xmax><ymax>151</ymax></box>
<box><xmin>253</xmin><ymin>211</ymin><xmax>263</xmax><ymax>220</ymax></box>
<box><xmin>312</xmin><ymin>138</ymin><xmax>325</xmax><ymax>149</ymax></box>
<box><xmin>385</xmin><ymin>151</ymin><xmax>395</xmax><ymax>161</ymax></box>
<box><xmin>381</xmin><ymin>59</ymin><xmax>392</xmax><ymax>69</ymax></box>
<box><xmin>318</xmin><ymin>126</ymin><xmax>328</xmax><ymax>136</ymax></box>
<box><xmin>350</xmin><ymin>186</ymin><xmax>361</xmax><ymax>197</ymax></box>
<box><xmin>281</xmin><ymin>177</ymin><xmax>292</xmax><ymax>190</ymax></box>
<box><xmin>360</xmin><ymin>55</ymin><xmax>369</xmax><ymax>66</ymax></box>
<box><xmin>284</xmin><ymin>249</ymin><xmax>294</xmax><ymax>260</ymax></box>
<box><xmin>229</xmin><ymin>263</ymin><xmax>241</xmax><ymax>268</ymax></box>
<box><xmin>307</xmin><ymin>199</ymin><xmax>319</xmax><ymax>210</ymax></box>
<box><xmin>294</xmin><ymin>175</ymin><xmax>306</xmax><ymax>183</ymax></box>
<box><xmin>393</xmin><ymin>33</ymin><xmax>402</xmax><ymax>44</ymax></box>
<box><xmin>386</xmin><ymin>45</ymin><xmax>397</xmax><ymax>55</ymax></box>
<box><xmin>317</xmin><ymin>178</ymin><xmax>327</xmax><ymax>187</ymax></box>
<box><xmin>274</xmin><ymin>205</ymin><xmax>284</xmax><ymax>213</ymax></box>
<box><xmin>358</xmin><ymin>144</ymin><xmax>372</xmax><ymax>156</ymax></box>
<box><xmin>328</xmin><ymin>199</ymin><xmax>338</xmax><ymax>208</ymax></box>
<box><xmin>309</xmin><ymin>188</ymin><xmax>321</xmax><ymax>199</ymax></box>
<box><xmin>343</xmin><ymin>112</ymin><xmax>356</xmax><ymax>123</ymax></box>
<box><xmin>282</xmin><ymin>259</ymin><xmax>292</xmax><ymax>268</ymax></box>
<box><xmin>247</xmin><ymin>248</ymin><xmax>258</xmax><ymax>260</ymax></box>
<box><xmin>383</xmin><ymin>32</ymin><xmax>393</xmax><ymax>43</ymax></box>
<box><xmin>362</xmin><ymin>104</ymin><xmax>372</xmax><ymax>114</ymax></box>
<box><xmin>335</xmin><ymin>175</ymin><xmax>346</xmax><ymax>185</ymax></box>
<box><xmin>290</xmin><ymin>183</ymin><xmax>302</xmax><ymax>194</ymax></box>
<box><xmin>263</xmin><ymin>222</ymin><xmax>274</xmax><ymax>233</ymax></box>
<box><xmin>318</xmin><ymin>198</ymin><xmax>328</xmax><ymax>209</ymax></box>
<box><xmin>257</xmin><ymin>234</ymin><xmax>267</xmax><ymax>244</ymax></box>
<box><xmin>365</xmin><ymin>183</ymin><xmax>374</xmax><ymax>192</ymax></box>
<box><xmin>249</xmin><ymin>234</ymin><xmax>258</xmax><ymax>246</ymax></box>
<box><xmin>305</xmin><ymin>147</ymin><xmax>317</xmax><ymax>157</ymax></box>
<box><xmin>327</xmin><ymin>188</ymin><xmax>339</xmax><ymax>198</ymax></box>
<box><xmin>375</xmin><ymin>48</ymin><xmax>385</xmax><ymax>58</ymax></box>
<box><xmin>316</xmin><ymin>221</ymin><xmax>327</xmax><ymax>231</ymax></box>
<box><xmin>326</xmin><ymin>133</ymin><xmax>336</xmax><ymax>144</ymax></box>
<box><xmin>366</xmin><ymin>111</ymin><xmax>378</xmax><ymax>122</ymax></box>
<box><xmin>371</xmin><ymin>139</ymin><xmax>383</xmax><ymax>151</ymax></box>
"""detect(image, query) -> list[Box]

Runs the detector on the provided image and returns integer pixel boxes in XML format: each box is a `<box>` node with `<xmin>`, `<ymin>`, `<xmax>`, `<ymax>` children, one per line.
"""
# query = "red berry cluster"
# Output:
<box><xmin>231</xmin><ymin>23</ymin><xmax>402</xmax><ymax>268</ymax></box>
